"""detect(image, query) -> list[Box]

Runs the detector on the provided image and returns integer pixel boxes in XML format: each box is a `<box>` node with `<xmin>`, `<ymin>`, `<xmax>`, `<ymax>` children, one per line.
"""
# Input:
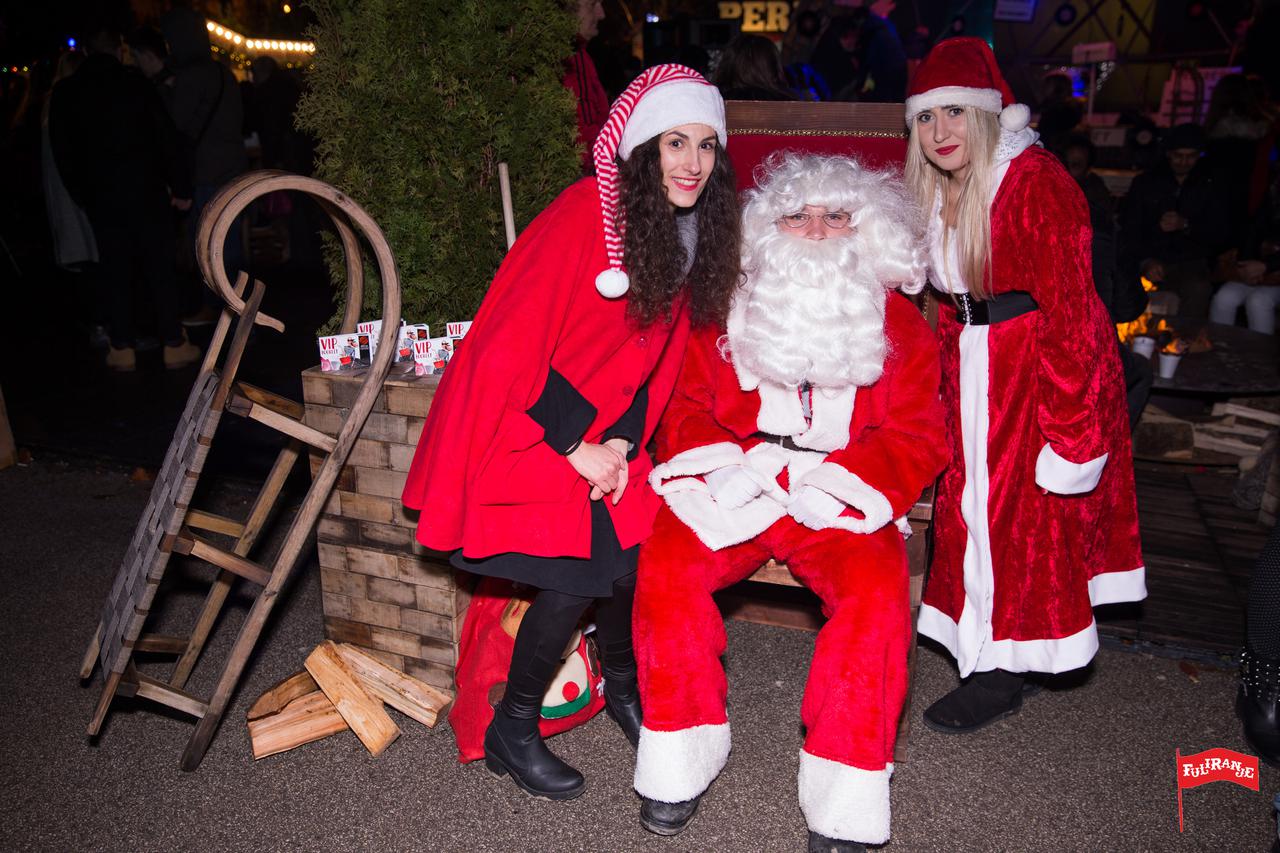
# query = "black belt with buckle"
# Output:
<box><xmin>751</xmin><ymin>432</ymin><xmax>806</xmax><ymax>452</ymax></box>
<box><xmin>944</xmin><ymin>290</ymin><xmax>1039</xmax><ymax>326</ymax></box>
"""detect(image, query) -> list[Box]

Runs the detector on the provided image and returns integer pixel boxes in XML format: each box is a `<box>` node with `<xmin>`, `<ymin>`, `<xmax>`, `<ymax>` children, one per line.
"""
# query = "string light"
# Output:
<box><xmin>204</xmin><ymin>19</ymin><xmax>315</xmax><ymax>55</ymax></box>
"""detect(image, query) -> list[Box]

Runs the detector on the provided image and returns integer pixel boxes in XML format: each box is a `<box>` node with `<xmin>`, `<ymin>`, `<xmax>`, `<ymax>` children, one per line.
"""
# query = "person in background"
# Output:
<box><xmin>564</xmin><ymin>0</ymin><xmax>608</xmax><ymax>171</ymax></box>
<box><xmin>1058</xmin><ymin>134</ymin><xmax>1152</xmax><ymax>426</ymax></box>
<box><xmin>1210</xmin><ymin>248</ymin><xmax>1280</xmax><ymax>334</ymax></box>
<box><xmin>161</xmin><ymin>6</ymin><xmax>249</xmax><ymax>325</ymax></box>
<box><xmin>1036</xmin><ymin>72</ymin><xmax>1082</xmax><ymax>151</ymax></box>
<box><xmin>125</xmin><ymin>26</ymin><xmax>173</xmax><ymax>96</ymax></box>
<box><xmin>48</xmin><ymin>28</ymin><xmax>198</xmax><ymax>372</ymax></box>
<box><xmin>1119</xmin><ymin>123</ymin><xmax>1234</xmax><ymax>319</ymax></box>
<box><xmin>713</xmin><ymin>34</ymin><xmax>797</xmax><ymax>101</ymax></box>
<box><xmin>849</xmin><ymin>1</ymin><xmax>908</xmax><ymax>103</ymax></box>
<box><xmin>809</xmin><ymin>16</ymin><xmax>860</xmax><ymax>101</ymax></box>
<box><xmin>904</xmin><ymin>38</ymin><xmax>1144</xmax><ymax>734</ymax></box>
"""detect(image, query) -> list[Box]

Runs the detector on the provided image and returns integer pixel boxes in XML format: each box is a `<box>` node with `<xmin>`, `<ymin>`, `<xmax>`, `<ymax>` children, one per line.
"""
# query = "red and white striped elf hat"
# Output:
<box><xmin>591</xmin><ymin>64</ymin><xmax>726</xmax><ymax>298</ymax></box>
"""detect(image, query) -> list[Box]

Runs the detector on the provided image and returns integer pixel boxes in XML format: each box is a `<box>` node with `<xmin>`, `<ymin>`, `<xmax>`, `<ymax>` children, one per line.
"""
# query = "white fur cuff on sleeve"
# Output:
<box><xmin>795</xmin><ymin>462</ymin><xmax>893</xmax><ymax>534</ymax></box>
<box><xmin>1034</xmin><ymin>442</ymin><xmax>1107</xmax><ymax>495</ymax></box>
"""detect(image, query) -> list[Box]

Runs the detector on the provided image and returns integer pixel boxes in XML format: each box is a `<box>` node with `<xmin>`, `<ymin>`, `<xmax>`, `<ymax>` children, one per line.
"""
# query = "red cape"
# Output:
<box><xmin>402</xmin><ymin>177</ymin><xmax>691</xmax><ymax>558</ymax></box>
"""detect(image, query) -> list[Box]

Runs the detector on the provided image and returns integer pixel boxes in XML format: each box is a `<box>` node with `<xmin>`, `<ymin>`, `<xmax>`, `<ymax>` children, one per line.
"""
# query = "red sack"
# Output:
<box><xmin>448</xmin><ymin>577</ymin><xmax>604</xmax><ymax>763</ymax></box>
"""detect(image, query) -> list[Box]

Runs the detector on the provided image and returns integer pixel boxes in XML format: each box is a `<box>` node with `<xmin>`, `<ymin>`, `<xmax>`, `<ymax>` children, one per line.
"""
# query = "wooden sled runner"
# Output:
<box><xmin>80</xmin><ymin>172</ymin><xmax>403</xmax><ymax>771</ymax></box>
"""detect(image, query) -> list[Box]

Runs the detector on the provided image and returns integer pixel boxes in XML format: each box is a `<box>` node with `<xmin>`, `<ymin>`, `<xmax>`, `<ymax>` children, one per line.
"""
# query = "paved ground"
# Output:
<box><xmin>0</xmin><ymin>457</ymin><xmax>1276</xmax><ymax>852</ymax></box>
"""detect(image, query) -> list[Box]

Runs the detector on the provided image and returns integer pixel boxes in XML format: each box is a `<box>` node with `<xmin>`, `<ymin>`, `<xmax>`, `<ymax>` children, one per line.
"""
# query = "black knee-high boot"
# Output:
<box><xmin>594</xmin><ymin>572</ymin><xmax>642</xmax><ymax>748</ymax></box>
<box><xmin>485</xmin><ymin>588</ymin><xmax>591</xmax><ymax>799</ymax></box>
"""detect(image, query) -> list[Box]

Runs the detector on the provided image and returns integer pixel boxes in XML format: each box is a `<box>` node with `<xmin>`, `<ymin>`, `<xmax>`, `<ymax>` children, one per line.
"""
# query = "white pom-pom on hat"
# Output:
<box><xmin>595</xmin><ymin>268</ymin><xmax>630</xmax><ymax>298</ymax></box>
<box><xmin>1000</xmin><ymin>103</ymin><xmax>1030</xmax><ymax>132</ymax></box>
<box><xmin>591</xmin><ymin>64</ymin><xmax>725</xmax><ymax>300</ymax></box>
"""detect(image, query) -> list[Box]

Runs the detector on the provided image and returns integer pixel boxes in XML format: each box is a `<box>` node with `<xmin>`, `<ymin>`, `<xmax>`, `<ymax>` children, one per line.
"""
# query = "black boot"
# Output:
<box><xmin>484</xmin><ymin>706</ymin><xmax>586</xmax><ymax>800</ymax></box>
<box><xmin>806</xmin><ymin>831</ymin><xmax>866</xmax><ymax>853</ymax></box>
<box><xmin>1238</xmin><ymin>648</ymin><xmax>1280</xmax><ymax>769</ymax></box>
<box><xmin>640</xmin><ymin>795</ymin><xmax>701</xmax><ymax>836</ymax></box>
<box><xmin>923</xmin><ymin>668</ymin><xmax>1027</xmax><ymax>734</ymax></box>
<box><xmin>604</xmin><ymin>679</ymin><xmax>643</xmax><ymax>749</ymax></box>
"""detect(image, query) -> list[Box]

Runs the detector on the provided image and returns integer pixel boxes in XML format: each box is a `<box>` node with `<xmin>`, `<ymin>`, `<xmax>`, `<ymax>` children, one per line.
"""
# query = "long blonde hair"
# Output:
<box><xmin>904</xmin><ymin>106</ymin><xmax>999</xmax><ymax>300</ymax></box>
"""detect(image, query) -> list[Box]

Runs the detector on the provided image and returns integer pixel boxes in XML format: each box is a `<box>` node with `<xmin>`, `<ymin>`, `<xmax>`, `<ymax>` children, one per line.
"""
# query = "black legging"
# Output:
<box><xmin>1248</xmin><ymin>522</ymin><xmax>1280</xmax><ymax>658</ymax></box>
<box><xmin>500</xmin><ymin>572</ymin><xmax>637</xmax><ymax>720</ymax></box>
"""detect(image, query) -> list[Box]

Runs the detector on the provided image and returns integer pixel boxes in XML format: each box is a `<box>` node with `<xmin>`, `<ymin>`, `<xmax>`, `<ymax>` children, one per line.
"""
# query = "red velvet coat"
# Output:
<box><xmin>401</xmin><ymin>178</ymin><xmax>691</xmax><ymax>558</ymax></box>
<box><xmin>656</xmin><ymin>293</ymin><xmax>948</xmax><ymax>526</ymax></box>
<box><xmin>919</xmin><ymin>146</ymin><xmax>1145</xmax><ymax>676</ymax></box>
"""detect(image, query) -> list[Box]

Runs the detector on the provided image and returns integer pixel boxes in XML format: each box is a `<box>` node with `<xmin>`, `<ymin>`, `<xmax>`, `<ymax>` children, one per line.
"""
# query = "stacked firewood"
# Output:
<box><xmin>247</xmin><ymin>641</ymin><xmax>453</xmax><ymax>759</ymax></box>
<box><xmin>1135</xmin><ymin>398</ymin><xmax>1279</xmax><ymax>466</ymax></box>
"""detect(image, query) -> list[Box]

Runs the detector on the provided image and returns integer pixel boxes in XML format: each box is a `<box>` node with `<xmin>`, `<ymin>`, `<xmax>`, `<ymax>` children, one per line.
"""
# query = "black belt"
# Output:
<box><xmin>751</xmin><ymin>432</ymin><xmax>806</xmax><ymax>452</ymax></box>
<box><xmin>943</xmin><ymin>290</ymin><xmax>1039</xmax><ymax>325</ymax></box>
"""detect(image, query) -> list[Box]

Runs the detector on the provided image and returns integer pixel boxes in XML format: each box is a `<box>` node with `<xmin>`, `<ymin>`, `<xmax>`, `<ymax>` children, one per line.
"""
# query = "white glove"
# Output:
<box><xmin>703</xmin><ymin>465</ymin><xmax>764</xmax><ymax>510</ymax></box>
<box><xmin>788</xmin><ymin>485</ymin><xmax>846</xmax><ymax>530</ymax></box>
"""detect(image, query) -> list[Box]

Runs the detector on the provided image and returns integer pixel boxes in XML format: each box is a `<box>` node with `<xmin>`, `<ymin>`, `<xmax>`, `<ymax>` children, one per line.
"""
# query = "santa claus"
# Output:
<box><xmin>632</xmin><ymin>153</ymin><xmax>949</xmax><ymax>851</ymax></box>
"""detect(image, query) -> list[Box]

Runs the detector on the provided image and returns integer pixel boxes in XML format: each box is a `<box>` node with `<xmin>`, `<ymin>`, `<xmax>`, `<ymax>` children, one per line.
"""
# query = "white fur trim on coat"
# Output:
<box><xmin>795</xmin><ymin>386</ymin><xmax>855</xmax><ymax>452</ymax></box>
<box><xmin>794</xmin><ymin>461</ymin><xmax>894</xmax><ymax>534</ymax></box>
<box><xmin>797</xmin><ymin>750</ymin><xmax>893</xmax><ymax>844</ymax></box>
<box><xmin>650</xmin><ymin>442</ymin><xmax>792</xmax><ymax>551</ymax></box>
<box><xmin>1034</xmin><ymin>442</ymin><xmax>1108</xmax><ymax>495</ymax></box>
<box><xmin>634</xmin><ymin>722</ymin><xmax>731</xmax><ymax>803</ymax></box>
<box><xmin>905</xmin><ymin>85</ymin><xmax>1002</xmax><ymax>123</ymax></box>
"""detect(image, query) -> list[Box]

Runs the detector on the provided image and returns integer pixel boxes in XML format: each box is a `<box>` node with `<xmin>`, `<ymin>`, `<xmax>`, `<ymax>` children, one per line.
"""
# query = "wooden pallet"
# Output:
<box><xmin>80</xmin><ymin>171</ymin><xmax>404</xmax><ymax>771</ymax></box>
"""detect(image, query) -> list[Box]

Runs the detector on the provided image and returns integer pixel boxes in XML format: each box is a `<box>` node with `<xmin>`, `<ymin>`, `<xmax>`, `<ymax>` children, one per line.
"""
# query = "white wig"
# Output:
<box><xmin>741</xmin><ymin>152</ymin><xmax>928</xmax><ymax>295</ymax></box>
<box><xmin>727</xmin><ymin>153</ymin><xmax>926</xmax><ymax>390</ymax></box>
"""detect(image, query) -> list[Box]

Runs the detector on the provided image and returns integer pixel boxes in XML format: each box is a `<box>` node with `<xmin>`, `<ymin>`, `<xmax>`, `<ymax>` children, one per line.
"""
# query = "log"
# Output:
<box><xmin>1211</xmin><ymin>402</ymin><xmax>1280</xmax><ymax>427</ymax></box>
<box><xmin>247</xmin><ymin>670</ymin><xmax>320</xmax><ymax>721</ymax></box>
<box><xmin>305</xmin><ymin>640</ymin><xmax>400</xmax><ymax>756</ymax></box>
<box><xmin>247</xmin><ymin>690</ymin><xmax>349</xmax><ymax>759</ymax></box>
<box><xmin>337</xmin><ymin>643</ymin><xmax>453</xmax><ymax>727</ymax></box>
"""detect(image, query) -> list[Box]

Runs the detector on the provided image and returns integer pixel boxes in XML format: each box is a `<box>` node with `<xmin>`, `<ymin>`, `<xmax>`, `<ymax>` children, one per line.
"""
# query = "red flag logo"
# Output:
<box><xmin>1175</xmin><ymin>747</ymin><xmax>1260</xmax><ymax>832</ymax></box>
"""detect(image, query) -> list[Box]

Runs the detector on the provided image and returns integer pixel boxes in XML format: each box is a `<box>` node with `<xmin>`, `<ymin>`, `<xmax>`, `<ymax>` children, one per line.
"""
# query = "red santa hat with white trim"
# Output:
<box><xmin>591</xmin><ymin>64</ymin><xmax>727</xmax><ymax>298</ymax></box>
<box><xmin>903</xmin><ymin>37</ymin><xmax>1030</xmax><ymax>134</ymax></box>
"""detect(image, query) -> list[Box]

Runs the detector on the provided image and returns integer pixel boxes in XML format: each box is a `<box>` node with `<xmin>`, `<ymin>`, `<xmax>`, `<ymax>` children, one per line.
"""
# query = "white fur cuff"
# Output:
<box><xmin>795</xmin><ymin>462</ymin><xmax>893</xmax><ymax>534</ymax></box>
<box><xmin>1034</xmin><ymin>442</ymin><xmax>1107</xmax><ymax>495</ymax></box>
<box><xmin>798</xmin><ymin>751</ymin><xmax>893</xmax><ymax>844</ymax></box>
<box><xmin>634</xmin><ymin>723</ymin><xmax>732</xmax><ymax>803</ymax></box>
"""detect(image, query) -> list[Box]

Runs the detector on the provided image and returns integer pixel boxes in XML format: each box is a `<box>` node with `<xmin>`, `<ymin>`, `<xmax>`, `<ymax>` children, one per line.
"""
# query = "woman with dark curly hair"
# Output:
<box><xmin>402</xmin><ymin>64</ymin><xmax>740</xmax><ymax>800</ymax></box>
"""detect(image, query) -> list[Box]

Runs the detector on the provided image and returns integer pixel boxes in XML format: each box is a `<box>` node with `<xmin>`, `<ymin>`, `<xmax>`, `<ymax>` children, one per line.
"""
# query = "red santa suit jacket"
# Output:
<box><xmin>401</xmin><ymin>177</ymin><xmax>691</xmax><ymax>558</ymax></box>
<box><xmin>918</xmin><ymin>144</ymin><xmax>1145</xmax><ymax>677</ymax></box>
<box><xmin>649</xmin><ymin>293</ymin><xmax>947</xmax><ymax>547</ymax></box>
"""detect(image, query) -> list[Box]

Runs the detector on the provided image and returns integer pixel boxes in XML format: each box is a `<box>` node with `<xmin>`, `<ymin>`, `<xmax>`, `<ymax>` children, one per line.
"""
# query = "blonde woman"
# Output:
<box><xmin>905</xmin><ymin>38</ymin><xmax>1145</xmax><ymax>734</ymax></box>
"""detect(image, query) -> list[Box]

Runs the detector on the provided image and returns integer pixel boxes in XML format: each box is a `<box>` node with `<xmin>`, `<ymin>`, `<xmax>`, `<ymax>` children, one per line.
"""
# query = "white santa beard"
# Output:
<box><xmin>732</xmin><ymin>230</ymin><xmax>887</xmax><ymax>389</ymax></box>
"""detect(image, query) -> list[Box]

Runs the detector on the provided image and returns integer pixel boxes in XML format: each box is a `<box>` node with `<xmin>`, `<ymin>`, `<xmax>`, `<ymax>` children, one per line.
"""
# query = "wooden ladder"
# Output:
<box><xmin>79</xmin><ymin>172</ymin><xmax>403</xmax><ymax>771</ymax></box>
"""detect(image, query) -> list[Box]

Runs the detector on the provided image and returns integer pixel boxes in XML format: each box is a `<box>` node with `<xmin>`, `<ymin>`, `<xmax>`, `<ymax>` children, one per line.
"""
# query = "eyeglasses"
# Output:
<box><xmin>778</xmin><ymin>211</ymin><xmax>852</xmax><ymax>229</ymax></box>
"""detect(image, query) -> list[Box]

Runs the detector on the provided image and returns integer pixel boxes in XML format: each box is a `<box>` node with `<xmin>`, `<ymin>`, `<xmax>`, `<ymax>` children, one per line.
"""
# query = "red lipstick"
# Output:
<box><xmin>935</xmin><ymin>144</ymin><xmax>959</xmax><ymax>156</ymax></box>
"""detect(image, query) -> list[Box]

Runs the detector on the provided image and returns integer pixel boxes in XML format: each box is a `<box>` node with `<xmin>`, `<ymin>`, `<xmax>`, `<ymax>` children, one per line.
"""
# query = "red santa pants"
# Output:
<box><xmin>632</xmin><ymin>505</ymin><xmax>909</xmax><ymax>843</ymax></box>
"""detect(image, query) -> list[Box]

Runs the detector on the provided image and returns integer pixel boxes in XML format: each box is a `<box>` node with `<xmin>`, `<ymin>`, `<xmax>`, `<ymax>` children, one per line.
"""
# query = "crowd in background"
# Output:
<box><xmin>3</xmin><ymin>0</ymin><xmax>1280</xmax><ymax>381</ymax></box>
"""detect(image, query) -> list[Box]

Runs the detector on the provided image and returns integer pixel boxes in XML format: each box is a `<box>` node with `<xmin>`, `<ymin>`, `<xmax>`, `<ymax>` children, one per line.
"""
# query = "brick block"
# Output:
<box><xmin>387</xmin><ymin>443</ymin><xmax>416</xmax><ymax>472</ymax></box>
<box><xmin>321</xmin><ymin>591</ymin><xmax>353</xmax><ymax>620</ymax></box>
<box><xmin>301</xmin><ymin>372</ymin><xmax>333</xmax><ymax>405</ymax></box>
<box><xmin>369</xmin><ymin>626</ymin><xmax>421</xmax><ymax>657</ymax></box>
<box><xmin>367</xmin><ymin>575</ymin><xmax>418</xmax><ymax>608</ymax></box>
<box><xmin>359</xmin><ymin>520</ymin><xmax>414</xmax><ymax>549</ymax></box>
<box><xmin>396</xmin><ymin>554</ymin><xmax>454</xmax><ymax>590</ymax></box>
<box><xmin>347</xmin><ymin>438</ymin><xmax>389</xmax><ymax>470</ymax></box>
<box><xmin>316</xmin><ymin>515</ymin><xmax>360</xmax><ymax>544</ymax></box>
<box><xmin>331</xmin><ymin>378</ymin><xmax>386</xmax><ymax>411</ymax></box>
<box><xmin>416</xmin><ymin>636</ymin><xmax>459</xmax><ymax>666</ymax></box>
<box><xmin>346</xmin><ymin>546</ymin><xmax>398</xmax><ymax>579</ymax></box>
<box><xmin>302</xmin><ymin>404</ymin><xmax>345</xmax><ymax>436</ymax></box>
<box><xmin>416</xmin><ymin>582</ymin><xmax>465</xmax><ymax>617</ymax></box>
<box><xmin>316</xmin><ymin>541</ymin><xmax>346</xmax><ymax>571</ymax></box>
<box><xmin>392</xmin><ymin>501</ymin><xmax>419</xmax><ymax>529</ymax></box>
<box><xmin>354</xmin><ymin>466</ymin><xmax>408</xmax><ymax>499</ymax></box>
<box><xmin>350</xmin><ymin>597</ymin><xmax>401</xmax><ymax>630</ymax></box>
<box><xmin>406</xmin><ymin>416</ymin><xmax>426</xmax><ymax>445</ymax></box>
<box><xmin>386</xmin><ymin>385</ymin><xmax>433</xmax><ymax>417</ymax></box>
<box><xmin>401</xmin><ymin>608</ymin><xmax>453</xmax><ymax>641</ymax></box>
<box><xmin>403</xmin><ymin>658</ymin><xmax>454</xmax><ymax>690</ymax></box>
<box><xmin>320</xmin><ymin>567</ymin><xmax>367</xmax><ymax>599</ymax></box>
<box><xmin>324</xmin><ymin>615</ymin><xmax>372</xmax><ymax>646</ymax></box>
<box><xmin>361</xmin><ymin>412</ymin><xmax>409</xmax><ymax>444</ymax></box>
<box><xmin>339</xmin><ymin>491</ymin><xmax>395</xmax><ymax>524</ymax></box>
